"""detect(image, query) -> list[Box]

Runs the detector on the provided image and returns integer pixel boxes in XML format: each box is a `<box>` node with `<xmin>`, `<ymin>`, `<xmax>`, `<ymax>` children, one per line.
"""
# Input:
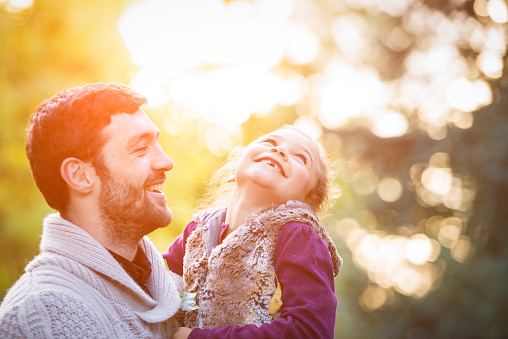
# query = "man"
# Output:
<box><xmin>0</xmin><ymin>83</ymin><xmax>182</xmax><ymax>338</ymax></box>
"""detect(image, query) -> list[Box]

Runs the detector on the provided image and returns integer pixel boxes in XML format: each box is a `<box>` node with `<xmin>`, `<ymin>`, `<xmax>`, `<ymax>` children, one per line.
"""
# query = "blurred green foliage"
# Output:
<box><xmin>1</xmin><ymin>1</ymin><xmax>507</xmax><ymax>338</ymax></box>
<box><xmin>329</xmin><ymin>90</ymin><xmax>508</xmax><ymax>338</ymax></box>
<box><xmin>0</xmin><ymin>0</ymin><xmax>134</xmax><ymax>291</ymax></box>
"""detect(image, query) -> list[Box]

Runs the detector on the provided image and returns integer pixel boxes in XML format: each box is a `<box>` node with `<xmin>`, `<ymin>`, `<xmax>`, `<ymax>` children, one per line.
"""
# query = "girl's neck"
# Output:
<box><xmin>224</xmin><ymin>187</ymin><xmax>272</xmax><ymax>237</ymax></box>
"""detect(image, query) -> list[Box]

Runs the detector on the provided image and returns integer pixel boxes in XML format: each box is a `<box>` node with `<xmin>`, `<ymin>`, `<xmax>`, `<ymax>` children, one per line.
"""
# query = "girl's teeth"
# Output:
<box><xmin>262</xmin><ymin>160</ymin><xmax>281</xmax><ymax>174</ymax></box>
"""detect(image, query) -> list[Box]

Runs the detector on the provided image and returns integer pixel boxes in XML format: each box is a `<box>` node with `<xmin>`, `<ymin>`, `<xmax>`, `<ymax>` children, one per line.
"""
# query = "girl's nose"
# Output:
<box><xmin>270</xmin><ymin>146</ymin><xmax>288</xmax><ymax>161</ymax></box>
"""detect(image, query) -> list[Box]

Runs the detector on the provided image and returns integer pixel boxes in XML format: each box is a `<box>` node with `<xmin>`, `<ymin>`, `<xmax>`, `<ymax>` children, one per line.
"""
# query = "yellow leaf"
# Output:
<box><xmin>268</xmin><ymin>275</ymin><xmax>283</xmax><ymax>315</ymax></box>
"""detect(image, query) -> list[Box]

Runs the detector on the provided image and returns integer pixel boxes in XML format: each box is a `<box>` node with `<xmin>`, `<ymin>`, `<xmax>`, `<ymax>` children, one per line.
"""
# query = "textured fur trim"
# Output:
<box><xmin>183</xmin><ymin>200</ymin><xmax>342</xmax><ymax>329</ymax></box>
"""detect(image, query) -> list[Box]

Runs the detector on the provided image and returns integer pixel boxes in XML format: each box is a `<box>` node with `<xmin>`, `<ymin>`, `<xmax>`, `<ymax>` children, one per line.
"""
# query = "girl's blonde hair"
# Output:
<box><xmin>198</xmin><ymin>125</ymin><xmax>340</xmax><ymax>216</ymax></box>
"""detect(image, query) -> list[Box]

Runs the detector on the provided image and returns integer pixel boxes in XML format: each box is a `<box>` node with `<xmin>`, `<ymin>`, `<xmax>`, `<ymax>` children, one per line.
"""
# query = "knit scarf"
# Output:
<box><xmin>183</xmin><ymin>200</ymin><xmax>342</xmax><ymax>329</ymax></box>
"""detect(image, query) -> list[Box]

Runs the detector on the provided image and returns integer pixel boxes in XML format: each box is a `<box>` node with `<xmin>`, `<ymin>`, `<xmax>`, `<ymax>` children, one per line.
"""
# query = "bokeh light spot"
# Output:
<box><xmin>294</xmin><ymin>116</ymin><xmax>322</xmax><ymax>139</ymax></box>
<box><xmin>360</xmin><ymin>285</ymin><xmax>387</xmax><ymax>311</ymax></box>
<box><xmin>421</xmin><ymin>167</ymin><xmax>452</xmax><ymax>195</ymax></box>
<box><xmin>406</xmin><ymin>234</ymin><xmax>433</xmax><ymax>265</ymax></box>
<box><xmin>477</xmin><ymin>51</ymin><xmax>504</xmax><ymax>79</ymax></box>
<box><xmin>438</xmin><ymin>224</ymin><xmax>461</xmax><ymax>248</ymax></box>
<box><xmin>370</xmin><ymin>111</ymin><xmax>409</xmax><ymax>138</ymax></box>
<box><xmin>318</xmin><ymin>60</ymin><xmax>387</xmax><ymax>129</ymax></box>
<box><xmin>451</xmin><ymin>237</ymin><xmax>473</xmax><ymax>263</ymax></box>
<box><xmin>352</xmin><ymin>170</ymin><xmax>379</xmax><ymax>195</ymax></box>
<box><xmin>286</xmin><ymin>23</ymin><xmax>320</xmax><ymax>64</ymax></box>
<box><xmin>377</xmin><ymin>177</ymin><xmax>403</xmax><ymax>202</ymax></box>
<box><xmin>450</xmin><ymin>111</ymin><xmax>474</xmax><ymax>129</ymax></box>
<box><xmin>474</xmin><ymin>0</ymin><xmax>489</xmax><ymax>16</ymax></box>
<box><xmin>488</xmin><ymin>0</ymin><xmax>508</xmax><ymax>23</ymax></box>
<box><xmin>446</xmin><ymin>78</ymin><xmax>492</xmax><ymax>112</ymax></box>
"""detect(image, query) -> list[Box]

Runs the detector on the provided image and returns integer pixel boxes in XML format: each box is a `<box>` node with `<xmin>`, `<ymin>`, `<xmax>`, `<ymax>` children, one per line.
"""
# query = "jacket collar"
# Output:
<box><xmin>31</xmin><ymin>213</ymin><xmax>180</xmax><ymax>323</ymax></box>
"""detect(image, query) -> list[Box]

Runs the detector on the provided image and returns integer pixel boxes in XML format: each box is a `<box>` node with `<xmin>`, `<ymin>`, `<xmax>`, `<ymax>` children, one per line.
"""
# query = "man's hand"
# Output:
<box><xmin>171</xmin><ymin>327</ymin><xmax>193</xmax><ymax>339</ymax></box>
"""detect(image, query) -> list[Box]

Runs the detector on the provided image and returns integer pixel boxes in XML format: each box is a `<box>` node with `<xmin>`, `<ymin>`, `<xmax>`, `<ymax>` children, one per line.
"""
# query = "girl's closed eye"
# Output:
<box><xmin>261</xmin><ymin>138</ymin><xmax>277</xmax><ymax>146</ymax></box>
<box><xmin>296</xmin><ymin>154</ymin><xmax>307</xmax><ymax>164</ymax></box>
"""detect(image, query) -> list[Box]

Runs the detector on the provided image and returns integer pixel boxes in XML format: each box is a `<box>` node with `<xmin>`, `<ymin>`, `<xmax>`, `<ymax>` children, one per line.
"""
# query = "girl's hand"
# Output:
<box><xmin>171</xmin><ymin>327</ymin><xmax>193</xmax><ymax>339</ymax></box>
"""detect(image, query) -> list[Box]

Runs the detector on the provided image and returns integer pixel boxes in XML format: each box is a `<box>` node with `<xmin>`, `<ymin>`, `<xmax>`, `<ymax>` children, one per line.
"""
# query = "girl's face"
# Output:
<box><xmin>234</xmin><ymin>129</ymin><xmax>319</xmax><ymax>207</ymax></box>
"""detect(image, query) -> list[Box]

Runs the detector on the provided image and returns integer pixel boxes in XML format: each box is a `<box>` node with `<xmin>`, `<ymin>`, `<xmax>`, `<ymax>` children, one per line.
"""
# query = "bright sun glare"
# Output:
<box><xmin>118</xmin><ymin>0</ymin><xmax>499</xmax><ymax>147</ymax></box>
<box><xmin>118</xmin><ymin>0</ymin><xmax>302</xmax><ymax>122</ymax></box>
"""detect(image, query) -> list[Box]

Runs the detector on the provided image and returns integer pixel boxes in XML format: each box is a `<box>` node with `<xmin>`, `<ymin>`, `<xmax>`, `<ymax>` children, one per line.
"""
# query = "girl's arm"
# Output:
<box><xmin>187</xmin><ymin>221</ymin><xmax>338</xmax><ymax>339</ymax></box>
<box><xmin>162</xmin><ymin>221</ymin><xmax>198</xmax><ymax>275</ymax></box>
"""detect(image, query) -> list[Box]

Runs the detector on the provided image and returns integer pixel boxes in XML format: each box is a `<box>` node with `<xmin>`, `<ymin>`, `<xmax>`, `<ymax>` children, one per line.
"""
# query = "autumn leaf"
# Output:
<box><xmin>268</xmin><ymin>275</ymin><xmax>283</xmax><ymax>315</ymax></box>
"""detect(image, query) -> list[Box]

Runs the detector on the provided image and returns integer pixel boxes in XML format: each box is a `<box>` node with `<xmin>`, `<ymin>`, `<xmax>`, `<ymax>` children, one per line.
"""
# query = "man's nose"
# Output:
<box><xmin>154</xmin><ymin>144</ymin><xmax>174</xmax><ymax>171</ymax></box>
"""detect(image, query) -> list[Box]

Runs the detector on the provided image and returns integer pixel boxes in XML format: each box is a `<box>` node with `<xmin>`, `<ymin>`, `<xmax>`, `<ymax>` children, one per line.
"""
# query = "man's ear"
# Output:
<box><xmin>60</xmin><ymin>158</ymin><xmax>95</xmax><ymax>193</ymax></box>
<box><xmin>227</xmin><ymin>169</ymin><xmax>236</xmax><ymax>183</ymax></box>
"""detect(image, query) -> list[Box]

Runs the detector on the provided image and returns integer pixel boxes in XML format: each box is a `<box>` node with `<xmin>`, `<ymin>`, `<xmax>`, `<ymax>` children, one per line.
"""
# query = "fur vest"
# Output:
<box><xmin>183</xmin><ymin>200</ymin><xmax>342</xmax><ymax>329</ymax></box>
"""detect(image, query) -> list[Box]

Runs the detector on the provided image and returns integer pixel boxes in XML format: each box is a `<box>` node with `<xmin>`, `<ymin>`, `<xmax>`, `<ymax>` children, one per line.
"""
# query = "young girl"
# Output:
<box><xmin>164</xmin><ymin>125</ymin><xmax>342</xmax><ymax>339</ymax></box>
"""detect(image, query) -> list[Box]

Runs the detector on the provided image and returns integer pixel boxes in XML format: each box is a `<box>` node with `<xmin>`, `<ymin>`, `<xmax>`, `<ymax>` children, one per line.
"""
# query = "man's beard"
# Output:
<box><xmin>96</xmin><ymin>166</ymin><xmax>173</xmax><ymax>244</ymax></box>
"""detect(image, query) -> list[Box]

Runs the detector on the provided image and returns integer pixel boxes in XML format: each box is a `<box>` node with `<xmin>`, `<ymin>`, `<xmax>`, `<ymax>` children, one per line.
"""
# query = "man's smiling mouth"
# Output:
<box><xmin>146</xmin><ymin>183</ymin><xmax>164</xmax><ymax>193</ymax></box>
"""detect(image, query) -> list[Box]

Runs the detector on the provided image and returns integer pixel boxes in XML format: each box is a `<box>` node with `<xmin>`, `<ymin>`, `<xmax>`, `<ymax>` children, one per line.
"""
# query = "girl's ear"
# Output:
<box><xmin>227</xmin><ymin>169</ymin><xmax>236</xmax><ymax>183</ymax></box>
<box><xmin>60</xmin><ymin>157</ymin><xmax>95</xmax><ymax>194</ymax></box>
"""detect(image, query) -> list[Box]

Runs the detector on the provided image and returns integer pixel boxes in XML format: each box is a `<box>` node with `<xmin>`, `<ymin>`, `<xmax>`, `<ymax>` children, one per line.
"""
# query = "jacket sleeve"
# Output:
<box><xmin>163</xmin><ymin>221</ymin><xmax>198</xmax><ymax>276</ymax></box>
<box><xmin>188</xmin><ymin>221</ymin><xmax>338</xmax><ymax>339</ymax></box>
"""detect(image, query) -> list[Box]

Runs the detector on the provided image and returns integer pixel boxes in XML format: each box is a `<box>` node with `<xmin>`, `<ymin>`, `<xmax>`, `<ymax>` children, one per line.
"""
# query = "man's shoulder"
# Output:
<box><xmin>24</xmin><ymin>252</ymin><xmax>91</xmax><ymax>287</ymax></box>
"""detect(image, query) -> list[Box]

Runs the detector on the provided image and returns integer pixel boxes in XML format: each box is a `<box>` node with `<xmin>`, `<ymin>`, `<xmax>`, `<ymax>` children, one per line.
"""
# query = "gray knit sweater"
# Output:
<box><xmin>0</xmin><ymin>213</ymin><xmax>181</xmax><ymax>338</ymax></box>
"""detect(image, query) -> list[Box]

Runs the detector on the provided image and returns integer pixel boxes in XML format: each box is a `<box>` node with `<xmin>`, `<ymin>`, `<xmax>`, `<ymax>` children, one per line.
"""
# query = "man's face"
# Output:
<box><xmin>95</xmin><ymin>109</ymin><xmax>174</xmax><ymax>240</ymax></box>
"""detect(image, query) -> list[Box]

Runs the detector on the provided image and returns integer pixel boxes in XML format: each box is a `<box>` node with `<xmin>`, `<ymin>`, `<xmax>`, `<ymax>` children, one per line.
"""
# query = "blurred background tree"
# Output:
<box><xmin>1</xmin><ymin>0</ymin><xmax>507</xmax><ymax>337</ymax></box>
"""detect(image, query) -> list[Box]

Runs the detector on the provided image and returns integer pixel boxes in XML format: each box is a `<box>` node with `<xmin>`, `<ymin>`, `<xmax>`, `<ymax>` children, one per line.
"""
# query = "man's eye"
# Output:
<box><xmin>136</xmin><ymin>145</ymin><xmax>148</xmax><ymax>152</ymax></box>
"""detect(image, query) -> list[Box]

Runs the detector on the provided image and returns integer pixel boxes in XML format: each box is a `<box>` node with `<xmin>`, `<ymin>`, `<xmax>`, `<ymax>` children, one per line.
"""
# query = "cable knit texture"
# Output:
<box><xmin>183</xmin><ymin>200</ymin><xmax>342</xmax><ymax>329</ymax></box>
<box><xmin>0</xmin><ymin>213</ymin><xmax>182</xmax><ymax>338</ymax></box>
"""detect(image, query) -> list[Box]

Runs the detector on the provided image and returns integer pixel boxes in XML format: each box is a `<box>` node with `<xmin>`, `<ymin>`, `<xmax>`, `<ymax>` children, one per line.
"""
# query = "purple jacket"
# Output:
<box><xmin>163</xmin><ymin>219</ymin><xmax>338</xmax><ymax>338</ymax></box>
